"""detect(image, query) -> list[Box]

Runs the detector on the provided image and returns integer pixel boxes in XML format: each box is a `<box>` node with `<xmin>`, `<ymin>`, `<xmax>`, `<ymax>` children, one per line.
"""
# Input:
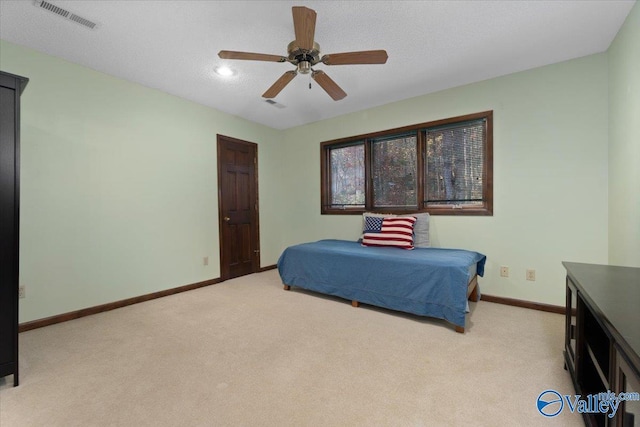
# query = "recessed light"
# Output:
<box><xmin>215</xmin><ymin>66</ymin><xmax>235</xmax><ymax>77</ymax></box>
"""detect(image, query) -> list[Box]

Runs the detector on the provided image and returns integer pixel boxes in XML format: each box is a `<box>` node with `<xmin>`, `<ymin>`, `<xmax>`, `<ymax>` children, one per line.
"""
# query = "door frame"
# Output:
<box><xmin>216</xmin><ymin>134</ymin><xmax>260</xmax><ymax>280</ymax></box>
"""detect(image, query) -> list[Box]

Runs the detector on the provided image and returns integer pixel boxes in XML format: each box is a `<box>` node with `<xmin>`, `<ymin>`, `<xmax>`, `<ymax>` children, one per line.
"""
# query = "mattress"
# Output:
<box><xmin>277</xmin><ymin>239</ymin><xmax>486</xmax><ymax>328</ymax></box>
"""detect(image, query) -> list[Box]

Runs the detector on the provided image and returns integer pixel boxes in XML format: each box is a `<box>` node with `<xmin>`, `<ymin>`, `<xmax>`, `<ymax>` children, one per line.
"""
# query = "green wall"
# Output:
<box><xmin>279</xmin><ymin>53</ymin><xmax>610</xmax><ymax>306</ymax></box>
<box><xmin>608</xmin><ymin>1</ymin><xmax>640</xmax><ymax>267</ymax></box>
<box><xmin>1</xmin><ymin>40</ymin><xmax>284</xmax><ymax>322</ymax></box>
<box><xmin>2</xmin><ymin>4</ymin><xmax>638</xmax><ymax>323</ymax></box>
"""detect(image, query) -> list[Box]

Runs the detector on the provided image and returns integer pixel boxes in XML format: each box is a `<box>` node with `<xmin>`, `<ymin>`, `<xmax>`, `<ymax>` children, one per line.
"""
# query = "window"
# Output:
<box><xmin>372</xmin><ymin>134</ymin><xmax>418</xmax><ymax>209</ymax></box>
<box><xmin>424</xmin><ymin>120</ymin><xmax>487</xmax><ymax>211</ymax></box>
<box><xmin>321</xmin><ymin>111</ymin><xmax>492</xmax><ymax>215</ymax></box>
<box><xmin>328</xmin><ymin>143</ymin><xmax>365</xmax><ymax>208</ymax></box>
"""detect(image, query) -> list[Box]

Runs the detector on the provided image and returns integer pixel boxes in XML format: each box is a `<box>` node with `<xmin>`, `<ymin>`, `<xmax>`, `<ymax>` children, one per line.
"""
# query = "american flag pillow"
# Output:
<box><xmin>361</xmin><ymin>216</ymin><xmax>417</xmax><ymax>250</ymax></box>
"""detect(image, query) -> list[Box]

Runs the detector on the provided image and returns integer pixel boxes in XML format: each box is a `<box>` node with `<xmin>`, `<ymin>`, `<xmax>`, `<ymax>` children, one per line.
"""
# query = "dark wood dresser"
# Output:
<box><xmin>0</xmin><ymin>71</ymin><xmax>28</xmax><ymax>387</ymax></box>
<box><xmin>563</xmin><ymin>262</ymin><xmax>640</xmax><ymax>427</ymax></box>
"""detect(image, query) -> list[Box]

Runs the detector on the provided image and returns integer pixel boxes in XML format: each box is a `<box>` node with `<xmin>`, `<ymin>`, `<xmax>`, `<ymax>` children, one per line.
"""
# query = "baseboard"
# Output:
<box><xmin>19</xmin><ymin>266</ymin><xmax>280</xmax><ymax>333</ymax></box>
<box><xmin>18</xmin><ymin>277</ymin><xmax>223</xmax><ymax>333</ymax></box>
<box><xmin>480</xmin><ymin>294</ymin><xmax>564</xmax><ymax>314</ymax></box>
<box><xmin>19</xmin><ymin>272</ymin><xmax>559</xmax><ymax>333</ymax></box>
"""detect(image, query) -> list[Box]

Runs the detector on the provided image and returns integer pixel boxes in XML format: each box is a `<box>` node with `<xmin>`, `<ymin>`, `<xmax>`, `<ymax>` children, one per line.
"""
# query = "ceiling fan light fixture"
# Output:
<box><xmin>297</xmin><ymin>61</ymin><xmax>311</xmax><ymax>74</ymax></box>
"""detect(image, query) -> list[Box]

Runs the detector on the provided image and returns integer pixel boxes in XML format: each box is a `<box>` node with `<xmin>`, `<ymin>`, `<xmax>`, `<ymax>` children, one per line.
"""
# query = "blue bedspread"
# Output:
<box><xmin>277</xmin><ymin>239</ymin><xmax>486</xmax><ymax>328</ymax></box>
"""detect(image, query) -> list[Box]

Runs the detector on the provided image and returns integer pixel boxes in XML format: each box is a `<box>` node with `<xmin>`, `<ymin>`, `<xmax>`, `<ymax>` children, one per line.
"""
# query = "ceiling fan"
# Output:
<box><xmin>218</xmin><ymin>6</ymin><xmax>388</xmax><ymax>101</ymax></box>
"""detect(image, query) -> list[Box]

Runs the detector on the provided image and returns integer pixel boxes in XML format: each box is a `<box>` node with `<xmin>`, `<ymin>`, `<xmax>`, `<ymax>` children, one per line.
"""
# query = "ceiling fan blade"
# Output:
<box><xmin>292</xmin><ymin>6</ymin><xmax>316</xmax><ymax>51</ymax></box>
<box><xmin>321</xmin><ymin>50</ymin><xmax>388</xmax><ymax>65</ymax></box>
<box><xmin>311</xmin><ymin>70</ymin><xmax>347</xmax><ymax>101</ymax></box>
<box><xmin>262</xmin><ymin>71</ymin><xmax>298</xmax><ymax>98</ymax></box>
<box><xmin>218</xmin><ymin>50</ymin><xmax>286</xmax><ymax>62</ymax></box>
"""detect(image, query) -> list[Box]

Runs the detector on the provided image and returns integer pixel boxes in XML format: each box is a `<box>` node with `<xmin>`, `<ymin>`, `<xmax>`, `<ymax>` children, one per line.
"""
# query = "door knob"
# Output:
<box><xmin>223</xmin><ymin>216</ymin><xmax>230</xmax><ymax>222</ymax></box>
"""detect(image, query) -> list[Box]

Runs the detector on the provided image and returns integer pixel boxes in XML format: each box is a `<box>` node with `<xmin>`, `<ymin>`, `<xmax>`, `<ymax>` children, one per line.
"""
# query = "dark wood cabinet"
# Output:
<box><xmin>0</xmin><ymin>71</ymin><xmax>28</xmax><ymax>387</ymax></box>
<box><xmin>563</xmin><ymin>262</ymin><xmax>640</xmax><ymax>427</ymax></box>
<box><xmin>616</xmin><ymin>348</ymin><xmax>640</xmax><ymax>426</ymax></box>
<box><xmin>566</xmin><ymin>278</ymin><xmax>579</xmax><ymax>380</ymax></box>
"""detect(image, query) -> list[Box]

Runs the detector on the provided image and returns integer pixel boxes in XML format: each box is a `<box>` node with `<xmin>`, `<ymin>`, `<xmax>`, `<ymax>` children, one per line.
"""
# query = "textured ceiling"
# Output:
<box><xmin>0</xmin><ymin>0</ymin><xmax>635</xmax><ymax>130</ymax></box>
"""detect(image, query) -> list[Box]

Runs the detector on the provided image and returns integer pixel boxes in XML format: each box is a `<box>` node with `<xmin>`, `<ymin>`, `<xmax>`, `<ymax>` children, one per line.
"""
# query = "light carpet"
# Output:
<box><xmin>0</xmin><ymin>270</ymin><xmax>583</xmax><ymax>426</ymax></box>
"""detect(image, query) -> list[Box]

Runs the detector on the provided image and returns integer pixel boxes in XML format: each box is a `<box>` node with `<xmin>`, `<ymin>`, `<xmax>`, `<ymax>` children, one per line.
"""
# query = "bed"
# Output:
<box><xmin>277</xmin><ymin>239</ymin><xmax>486</xmax><ymax>333</ymax></box>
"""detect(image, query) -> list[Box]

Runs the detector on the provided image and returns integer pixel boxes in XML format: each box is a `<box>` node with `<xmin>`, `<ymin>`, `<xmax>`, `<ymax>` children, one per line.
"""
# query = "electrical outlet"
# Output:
<box><xmin>526</xmin><ymin>269</ymin><xmax>536</xmax><ymax>281</ymax></box>
<box><xmin>203</xmin><ymin>256</ymin><xmax>209</xmax><ymax>266</ymax></box>
<box><xmin>500</xmin><ymin>266</ymin><xmax>509</xmax><ymax>277</ymax></box>
<box><xmin>18</xmin><ymin>285</ymin><xmax>25</xmax><ymax>299</ymax></box>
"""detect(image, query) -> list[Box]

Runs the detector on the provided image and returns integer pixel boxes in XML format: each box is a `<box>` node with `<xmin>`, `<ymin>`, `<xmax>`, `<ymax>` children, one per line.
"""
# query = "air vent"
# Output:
<box><xmin>34</xmin><ymin>1</ymin><xmax>99</xmax><ymax>30</ymax></box>
<box><xmin>264</xmin><ymin>99</ymin><xmax>286</xmax><ymax>109</ymax></box>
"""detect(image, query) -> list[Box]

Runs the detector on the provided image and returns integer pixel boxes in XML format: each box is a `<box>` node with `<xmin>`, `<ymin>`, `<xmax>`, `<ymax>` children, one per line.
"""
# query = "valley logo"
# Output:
<box><xmin>537</xmin><ymin>390</ymin><xmax>564</xmax><ymax>417</ymax></box>
<box><xmin>537</xmin><ymin>389</ymin><xmax>640</xmax><ymax>418</ymax></box>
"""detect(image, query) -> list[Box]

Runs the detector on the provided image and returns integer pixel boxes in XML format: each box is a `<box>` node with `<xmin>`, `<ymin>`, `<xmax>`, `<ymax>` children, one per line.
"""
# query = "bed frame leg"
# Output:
<box><xmin>466</xmin><ymin>274</ymin><xmax>479</xmax><ymax>301</ymax></box>
<box><xmin>455</xmin><ymin>326</ymin><xmax>465</xmax><ymax>334</ymax></box>
<box><xmin>469</xmin><ymin>282</ymin><xmax>479</xmax><ymax>302</ymax></box>
<box><xmin>351</xmin><ymin>300</ymin><xmax>360</xmax><ymax>308</ymax></box>
<box><xmin>283</xmin><ymin>285</ymin><xmax>290</xmax><ymax>291</ymax></box>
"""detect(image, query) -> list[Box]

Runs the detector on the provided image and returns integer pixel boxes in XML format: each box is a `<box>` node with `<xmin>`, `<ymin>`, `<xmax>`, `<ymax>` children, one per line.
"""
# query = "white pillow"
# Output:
<box><xmin>399</xmin><ymin>212</ymin><xmax>430</xmax><ymax>247</ymax></box>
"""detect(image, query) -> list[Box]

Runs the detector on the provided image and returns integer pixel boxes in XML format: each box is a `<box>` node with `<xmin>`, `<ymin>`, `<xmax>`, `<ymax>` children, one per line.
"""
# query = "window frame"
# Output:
<box><xmin>320</xmin><ymin>110</ymin><xmax>493</xmax><ymax>216</ymax></box>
